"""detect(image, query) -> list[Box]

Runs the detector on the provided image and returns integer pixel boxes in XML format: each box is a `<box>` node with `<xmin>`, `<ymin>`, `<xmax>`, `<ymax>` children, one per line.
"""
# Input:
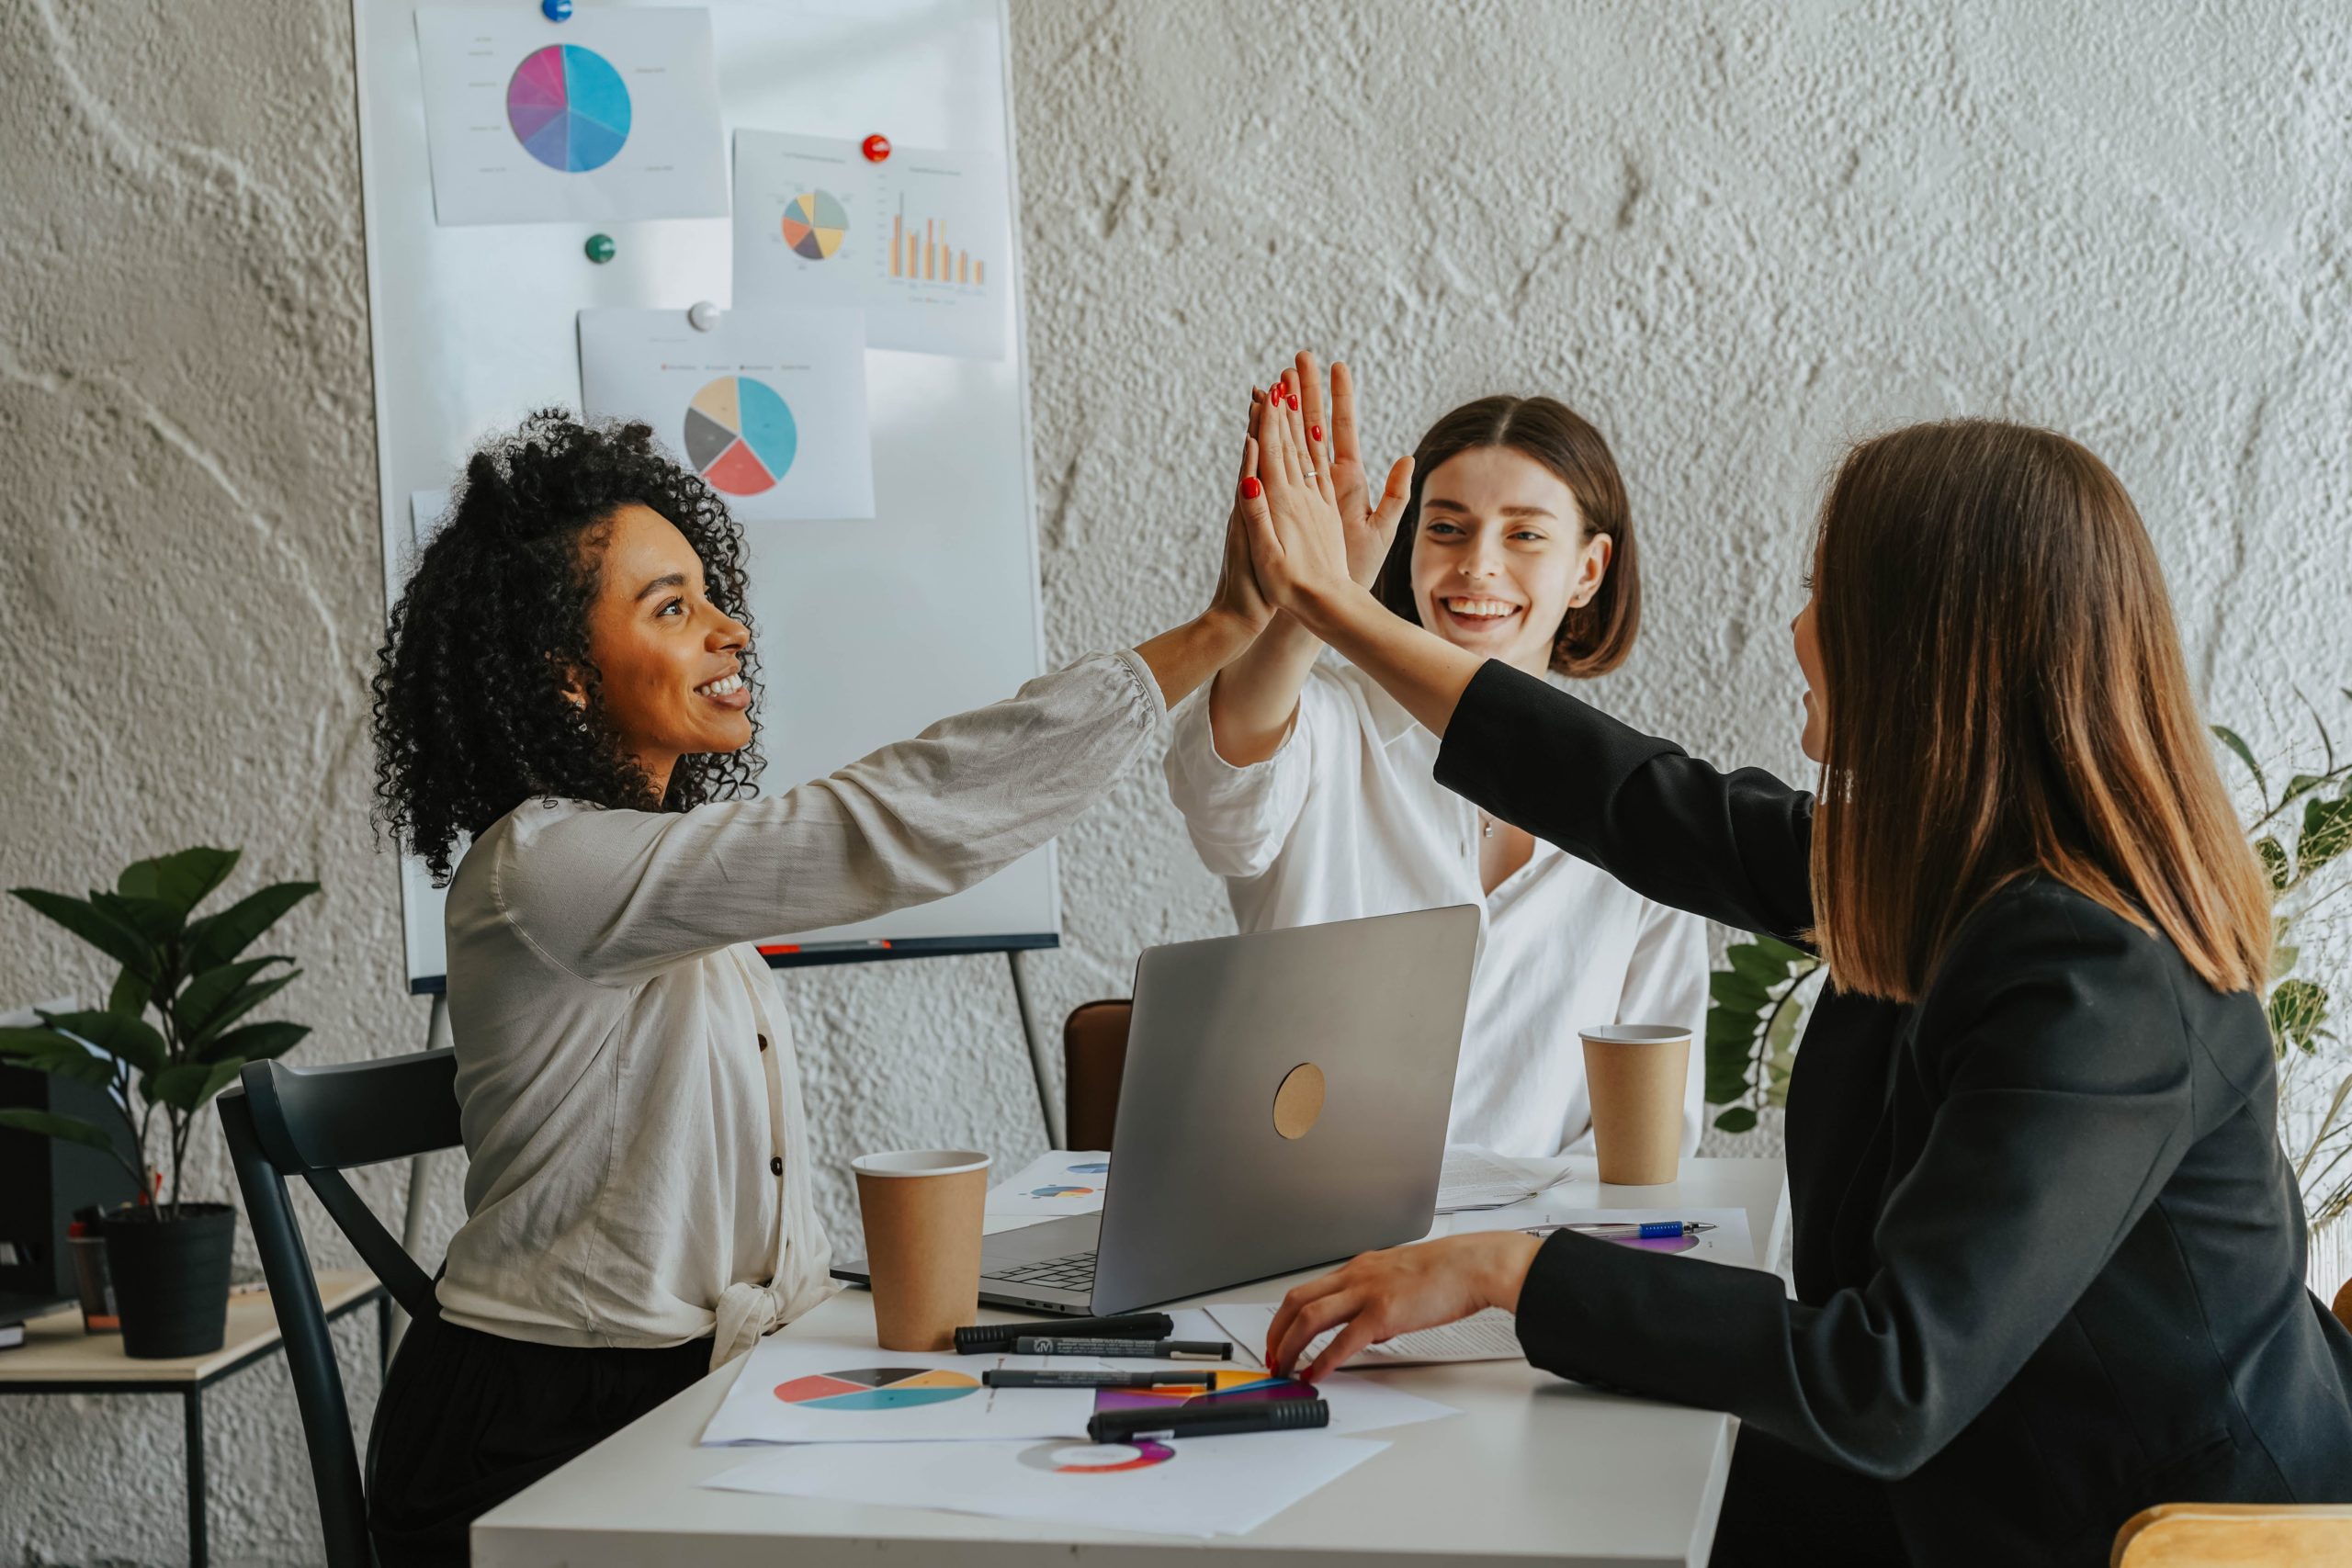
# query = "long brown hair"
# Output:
<box><xmin>1809</xmin><ymin>419</ymin><xmax>2268</xmax><ymax>1002</ymax></box>
<box><xmin>1374</xmin><ymin>396</ymin><xmax>1640</xmax><ymax>678</ymax></box>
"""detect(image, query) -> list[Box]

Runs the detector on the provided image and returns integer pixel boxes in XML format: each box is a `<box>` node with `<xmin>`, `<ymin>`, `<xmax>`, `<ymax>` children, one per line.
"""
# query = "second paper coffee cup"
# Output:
<box><xmin>851</xmin><ymin>1149</ymin><xmax>991</xmax><ymax>1351</ymax></box>
<box><xmin>1580</xmin><ymin>1024</ymin><xmax>1691</xmax><ymax>1186</ymax></box>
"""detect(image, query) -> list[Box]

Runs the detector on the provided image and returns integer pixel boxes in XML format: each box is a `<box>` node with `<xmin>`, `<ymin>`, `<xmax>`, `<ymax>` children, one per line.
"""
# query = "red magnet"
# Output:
<box><xmin>862</xmin><ymin>133</ymin><xmax>892</xmax><ymax>163</ymax></box>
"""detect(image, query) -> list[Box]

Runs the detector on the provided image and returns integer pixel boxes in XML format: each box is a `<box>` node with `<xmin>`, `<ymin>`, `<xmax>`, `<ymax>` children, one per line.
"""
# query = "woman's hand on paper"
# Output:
<box><xmin>1265</xmin><ymin>1231</ymin><xmax>1542</xmax><ymax>1383</ymax></box>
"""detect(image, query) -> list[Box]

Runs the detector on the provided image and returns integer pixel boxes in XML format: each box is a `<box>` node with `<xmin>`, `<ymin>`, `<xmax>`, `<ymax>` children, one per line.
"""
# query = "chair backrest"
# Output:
<box><xmin>2112</xmin><ymin>1502</ymin><xmax>2352</xmax><ymax>1565</ymax></box>
<box><xmin>218</xmin><ymin>1050</ymin><xmax>461</xmax><ymax>1568</ymax></box>
<box><xmin>1061</xmin><ymin>999</ymin><xmax>1132</xmax><ymax>1152</ymax></box>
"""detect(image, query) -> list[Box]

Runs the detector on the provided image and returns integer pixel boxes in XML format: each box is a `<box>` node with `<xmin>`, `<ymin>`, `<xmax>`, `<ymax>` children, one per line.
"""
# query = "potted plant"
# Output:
<box><xmin>0</xmin><ymin>847</ymin><xmax>317</xmax><ymax>1357</ymax></box>
<box><xmin>1702</xmin><ymin>698</ymin><xmax>2352</xmax><ymax>1297</ymax></box>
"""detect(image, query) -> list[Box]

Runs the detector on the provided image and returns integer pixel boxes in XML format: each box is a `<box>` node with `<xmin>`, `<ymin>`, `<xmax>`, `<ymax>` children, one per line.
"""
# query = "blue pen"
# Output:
<box><xmin>1524</xmin><ymin>1220</ymin><xmax>1715</xmax><ymax>1240</ymax></box>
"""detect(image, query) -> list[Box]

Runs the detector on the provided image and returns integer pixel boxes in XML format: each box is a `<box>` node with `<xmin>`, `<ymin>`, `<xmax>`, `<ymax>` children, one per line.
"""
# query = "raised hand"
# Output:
<box><xmin>1206</xmin><ymin>419</ymin><xmax>1275</xmax><ymax>639</ymax></box>
<box><xmin>1293</xmin><ymin>353</ymin><xmax>1415</xmax><ymax>589</ymax></box>
<box><xmin>1238</xmin><ymin>376</ymin><xmax>1401</xmax><ymax>628</ymax></box>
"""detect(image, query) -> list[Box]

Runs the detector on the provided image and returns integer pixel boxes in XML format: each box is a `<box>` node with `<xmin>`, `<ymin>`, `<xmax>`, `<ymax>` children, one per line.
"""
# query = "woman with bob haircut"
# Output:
<box><xmin>364</xmin><ymin>409</ymin><xmax>1274</xmax><ymax>1563</ymax></box>
<box><xmin>1231</xmin><ymin>389</ymin><xmax>2352</xmax><ymax>1565</ymax></box>
<box><xmin>1164</xmin><ymin>355</ymin><xmax>1704</xmax><ymax>1157</ymax></box>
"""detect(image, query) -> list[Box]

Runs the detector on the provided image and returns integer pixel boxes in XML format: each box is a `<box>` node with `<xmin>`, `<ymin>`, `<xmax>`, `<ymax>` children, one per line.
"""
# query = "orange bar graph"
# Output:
<box><xmin>889</xmin><ymin>200</ymin><xmax>986</xmax><ymax>288</ymax></box>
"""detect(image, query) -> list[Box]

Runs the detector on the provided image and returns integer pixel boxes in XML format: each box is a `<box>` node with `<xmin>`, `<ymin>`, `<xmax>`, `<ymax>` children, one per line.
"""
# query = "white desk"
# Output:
<box><xmin>477</xmin><ymin>1156</ymin><xmax>1789</xmax><ymax>1567</ymax></box>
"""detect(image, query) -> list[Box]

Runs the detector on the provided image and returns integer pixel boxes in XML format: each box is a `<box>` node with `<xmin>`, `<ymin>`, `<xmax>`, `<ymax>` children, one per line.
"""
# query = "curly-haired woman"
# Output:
<box><xmin>364</xmin><ymin>410</ymin><xmax>1271</xmax><ymax>1563</ymax></box>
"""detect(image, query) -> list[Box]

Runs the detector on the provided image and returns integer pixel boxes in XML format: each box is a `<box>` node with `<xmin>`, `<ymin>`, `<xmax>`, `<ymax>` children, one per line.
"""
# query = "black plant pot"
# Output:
<box><xmin>99</xmin><ymin>1202</ymin><xmax>236</xmax><ymax>1359</ymax></box>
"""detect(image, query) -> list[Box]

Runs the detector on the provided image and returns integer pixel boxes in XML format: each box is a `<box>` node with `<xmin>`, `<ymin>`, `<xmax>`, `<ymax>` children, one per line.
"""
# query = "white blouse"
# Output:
<box><xmin>435</xmin><ymin>650</ymin><xmax>1166</xmax><ymax>1369</ymax></box>
<box><xmin>1163</xmin><ymin>659</ymin><xmax>1710</xmax><ymax>1159</ymax></box>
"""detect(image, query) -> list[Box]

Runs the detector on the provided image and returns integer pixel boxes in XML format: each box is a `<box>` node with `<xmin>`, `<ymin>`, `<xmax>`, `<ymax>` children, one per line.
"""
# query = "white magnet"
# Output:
<box><xmin>687</xmin><ymin>300</ymin><xmax>723</xmax><ymax>333</ymax></box>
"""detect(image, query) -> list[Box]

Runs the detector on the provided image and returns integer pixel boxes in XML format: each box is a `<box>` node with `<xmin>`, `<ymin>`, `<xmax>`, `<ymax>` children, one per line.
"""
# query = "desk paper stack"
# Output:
<box><xmin>698</xmin><ymin>1326</ymin><xmax>1458</xmax><ymax>1539</ymax></box>
<box><xmin>1435</xmin><ymin>1145</ymin><xmax>1577</xmax><ymax>1212</ymax></box>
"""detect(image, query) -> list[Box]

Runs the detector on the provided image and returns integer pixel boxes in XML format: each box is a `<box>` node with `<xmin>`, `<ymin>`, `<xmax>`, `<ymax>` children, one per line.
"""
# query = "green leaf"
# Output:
<box><xmin>1708</xmin><ymin>970</ymin><xmax>1771</xmax><ymax>1016</ymax></box>
<box><xmin>182</xmin><ymin>881</ymin><xmax>318</xmax><ymax>975</ymax></box>
<box><xmin>7</xmin><ymin>887</ymin><xmax>156</xmax><ymax>976</ymax></box>
<box><xmin>37</xmin><ymin>1010</ymin><xmax>168</xmax><ymax>1076</ymax></box>
<box><xmin>1705</xmin><ymin>1010</ymin><xmax>1760</xmax><ymax>1046</ymax></box>
<box><xmin>1766</xmin><ymin>996</ymin><xmax>1805</xmax><ymax>1060</ymax></box>
<box><xmin>2257</xmin><ymin>836</ymin><xmax>2290</xmax><ymax>892</ymax></box>
<box><xmin>2300</xmin><ymin>797</ymin><xmax>2352</xmax><ymax>875</ymax></box>
<box><xmin>2284</xmin><ymin>773</ymin><xmax>2329</xmax><ymax>807</ymax></box>
<box><xmin>1726</xmin><ymin>943</ymin><xmax>1791</xmax><ymax>988</ymax></box>
<box><xmin>0</xmin><ymin>1028</ymin><xmax>118</xmax><ymax>1090</ymax></box>
<box><xmin>87</xmin><ymin>891</ymin><xmax>185</xmax><ymax>949</ymax></box>
<box><xmin>195</xmin><ymin>1020</ymin><xmax>309</xmax><ymax>1066</ymax></box>
<box><xmin>1704</xmin><ymin>1062</ymin><xmax>1754</xmax><ymax>1106</ymax></box>
<box><xmin>2212</xmin><ymin>725</ymin><xmax>2266</xmax><ymax>797</ymax></box>
<box><xmin>107</xmin><ymin>966</ymin><xmax>152</xmax><ymax>1020</ymax></box>
<box><xmin>176</xmin><ymin>966</ymin><xmax>300</xmax><ymax>1049</ymax></box>
<box><xmin>142</xmin><ymin>1059</ymin><xmax>247</xmax><ymax>1113</ymax></box>
<box><xmin>2269</xmin><ymin>977</ymin><xmax>2329</xmax><ymax>1055</ymax></box>
<box><xmin>1711</xmin><ymin>1107</ymin><xmax>1758</xmax><ymax>1134</ymax></box>
<box><xmin>1749</xmin><ymin>933</ymin><xmax>1815</xmax><ymax>965</ymax></box>
<box><xmin>0</xmin><ymin>1109</ymin><xmax>127</xmax><ymax>1159</ymax></box>
<box><xmin>117</xmin><ymin>847</ymin><xmax>240</xmax><ymax>917</ymax></box>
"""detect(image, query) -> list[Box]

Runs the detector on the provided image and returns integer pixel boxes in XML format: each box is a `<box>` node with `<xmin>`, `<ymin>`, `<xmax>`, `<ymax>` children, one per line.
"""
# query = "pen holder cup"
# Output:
<box><xmin>1579</xmin><ymin>1025</ymin><xmax>1690</xmax><ymax>1186</ymax></box>
<box><xmin>852</xmin><ymin>1150</ymin><xmax>990</xmax><ymax>1351</ymax></box>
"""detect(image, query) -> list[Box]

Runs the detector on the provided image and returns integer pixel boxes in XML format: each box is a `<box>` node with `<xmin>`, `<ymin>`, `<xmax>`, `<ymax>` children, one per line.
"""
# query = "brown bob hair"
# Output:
<box><xmin>1808</xmin><ymin>419</ymin><xmax>2269</xmax><ymax>1003</ymax></box>
<box><xmin>1373</xmin><ymin>396</ymin><xmax>1640</xmax><ymax>678</ymax></box>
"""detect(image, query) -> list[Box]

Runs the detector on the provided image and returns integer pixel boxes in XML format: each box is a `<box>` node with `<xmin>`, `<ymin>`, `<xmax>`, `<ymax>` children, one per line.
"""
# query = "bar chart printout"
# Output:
<box><xmin>890</xmin><ymin>204</ymin><xmax>985</xmax><ymax>286</ymax></box>
<box><xmin>732</xmin><ymin>130</ymin><xmax>1009</xmax><ymax>359</ymax></box>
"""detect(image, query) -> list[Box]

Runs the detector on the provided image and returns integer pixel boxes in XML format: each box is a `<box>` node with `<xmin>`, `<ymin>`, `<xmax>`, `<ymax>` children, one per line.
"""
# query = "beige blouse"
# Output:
<box><xmin>435</xmin><ymin>650</ymin><xmax>1167</xmax><ymax>1368</ymax></box>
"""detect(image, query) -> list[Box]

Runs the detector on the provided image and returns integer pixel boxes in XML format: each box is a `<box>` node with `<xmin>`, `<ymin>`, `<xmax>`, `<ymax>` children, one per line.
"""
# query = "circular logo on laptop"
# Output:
<box><xmin>1272</xmin><ymin>1061</ymin><xmax>1326</xmax><ymax>1140</ymax></box>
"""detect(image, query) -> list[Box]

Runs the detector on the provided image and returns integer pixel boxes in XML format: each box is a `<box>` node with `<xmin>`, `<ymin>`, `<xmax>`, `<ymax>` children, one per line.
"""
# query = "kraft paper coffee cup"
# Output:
<box><xmin>851</xmin><ymin>1149</ymin><xmax>991</xmax><ymax>1351</ymax></box>
<box><xmin>1580</xmin><ymin>1024</ymin><xmax>1691</xmax><ymax>1186</ymax></box>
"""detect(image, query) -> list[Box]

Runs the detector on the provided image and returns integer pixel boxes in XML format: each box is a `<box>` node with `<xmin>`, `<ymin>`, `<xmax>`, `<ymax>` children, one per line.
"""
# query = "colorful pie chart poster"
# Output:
<box><xmin>578</xmin><ymin>306</ymin><xmax>874</xmax><ymax>523</ymax></box>
<box><xmin>414</xmin><ymin>7</ymin><xmax>727</xmax><ymax>226</ymax></box>
<box><xmin>733</xmin><ymin>130</ymin><xmax>1011</xmax><ymax>360</ymax></box>
<box><xmin>698</xmin><ymin>1336</ymin><xmax>1090</xmax><ymax>1446</ymax></box>
<box><xmin>703</xmin><ymin>1431</ymin><xmax>1393</xmax><ymax>1540</ymax></box>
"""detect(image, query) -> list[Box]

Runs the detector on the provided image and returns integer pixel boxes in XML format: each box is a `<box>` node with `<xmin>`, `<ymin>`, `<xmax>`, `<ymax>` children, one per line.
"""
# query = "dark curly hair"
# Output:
<box><xmin>370</xmin><ymin>410</ymin><xmax>762</xmax><ymax>884</ymax></box>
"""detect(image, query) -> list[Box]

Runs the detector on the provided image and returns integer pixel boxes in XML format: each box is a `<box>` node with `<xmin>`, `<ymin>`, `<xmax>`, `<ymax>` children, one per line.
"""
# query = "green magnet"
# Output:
<box><xmin>584</xmin><ymin>233</ymin><xmax>616</xmax><ymax>265</ymax></box>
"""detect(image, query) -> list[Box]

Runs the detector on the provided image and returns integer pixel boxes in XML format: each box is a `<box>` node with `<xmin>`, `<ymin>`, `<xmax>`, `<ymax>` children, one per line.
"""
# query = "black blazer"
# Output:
<box><xmin>1436</xmin><ymin>660</ymin><xmax>2352</xmax><ymax>1567</ymax></box>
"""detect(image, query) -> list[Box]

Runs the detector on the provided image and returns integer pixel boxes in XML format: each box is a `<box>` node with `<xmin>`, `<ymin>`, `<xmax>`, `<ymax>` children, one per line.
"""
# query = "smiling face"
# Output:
<box><xmin>574</xmin><ymin>502</ymin><xmax>753</xmax><ymax>797</ymax></box>
<box><xmin>1408</xmin><ymin>447</ymin><xmax>1612</xmax><ymax>676</ymax></box>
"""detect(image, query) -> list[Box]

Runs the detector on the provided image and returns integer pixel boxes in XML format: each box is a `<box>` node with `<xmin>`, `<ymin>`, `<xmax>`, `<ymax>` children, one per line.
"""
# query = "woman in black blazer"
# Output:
<box><xmin>1231</xmin><ymin>388</ymin><xmax>2352</xmax><ymax>1566</ymax></box>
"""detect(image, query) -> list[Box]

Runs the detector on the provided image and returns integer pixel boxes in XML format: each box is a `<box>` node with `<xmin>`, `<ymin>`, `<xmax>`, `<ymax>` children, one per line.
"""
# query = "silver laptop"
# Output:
<box><xmin>833</xmin><ymin>906</ymin><xmax>1480</xmax><ymax>1314</ymax></box>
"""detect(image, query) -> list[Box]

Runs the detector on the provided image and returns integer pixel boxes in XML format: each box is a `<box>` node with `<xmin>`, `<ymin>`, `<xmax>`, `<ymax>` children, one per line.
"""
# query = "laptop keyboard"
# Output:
<box><xmin>982</xmin><ymin>1249</ymin><xmax>1098</xmax><ymax>1291</ymax></box>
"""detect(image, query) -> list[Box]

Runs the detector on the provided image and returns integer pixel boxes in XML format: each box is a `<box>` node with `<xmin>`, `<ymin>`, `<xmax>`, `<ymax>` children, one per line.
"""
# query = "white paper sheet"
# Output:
<box><xmin>1436</xmin><ymin>1145</ymin><xmax>1576</xmax><ymax>1212</ymax></box>
<box><xmin>1209</xmin><ymin>1302</ymin><xmax>1525</xmax><ymax>1370</ymax></box>
<box><xmin>732</xmin><ymin>130</ymin><xmax>1011</xmax><ymax>359</ymax></box>
<box><xmin>578</xmin><ymin>306</ymin><xmax>874</xmax><ymax>523</ymax></box>
<box><xmin>705</xmin><ymin>1431</ymin><xmax>1388</xmax><ymax>1540</ymax></box>
<box><xmin>1453</xmin><ymin>1205</ymin><xmax>1758</xmax><ymax>1268</ymax></box>
<box><xmin>986</xmin><ymin>1150</ymin><xmax>1112</xmax><ymax>1217</ymax></box>
<box><xmin>700</xmin><ymin>1336</ymin><xmax>1091</xmax><ymax>1446</ymax></box>
<box><xmin>414</xmin><ymin>7</ymin><xmax>728</xmax><ymax>226</ymax></box>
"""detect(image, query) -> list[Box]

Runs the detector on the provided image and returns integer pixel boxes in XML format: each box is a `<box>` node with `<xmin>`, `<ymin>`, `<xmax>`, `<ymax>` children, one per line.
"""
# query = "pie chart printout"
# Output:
<box><xmin>1018</xmin><ymin>1438</ymin><xmax>1177</xmax><ymax>1475</ymax></box>
<box><xmin>773</xmin><ymin>1367</ymin><xmax>980</xmax><ymax>1411</ymax></box>
<box><xmin>507</xmin><ymin>45</ymin><xmax>632</xmax><ymax>173</ymax></box>
<box><xmin>783</xmin><ymin>190</ymin><xmax>851</xmax><ymax>260</ymax></box>
<box><xmin>685</xmin><ymin>376</ymin><xmax>798</xmax><ymax>496</ymax></box>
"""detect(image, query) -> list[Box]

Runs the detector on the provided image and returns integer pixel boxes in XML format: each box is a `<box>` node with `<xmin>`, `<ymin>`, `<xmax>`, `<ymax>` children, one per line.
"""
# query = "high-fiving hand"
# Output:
<box><xmin>1238</xmin><ymin>358</ymin><xmax>1414</xmax><ymax>629</ymax></box>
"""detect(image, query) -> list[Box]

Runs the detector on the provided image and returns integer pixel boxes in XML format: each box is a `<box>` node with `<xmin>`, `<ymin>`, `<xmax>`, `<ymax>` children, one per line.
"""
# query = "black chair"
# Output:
<box><xmin>218</xmin><ymin>1050</ymin><xmax>459</xmax><ymax>1568</ymax></box>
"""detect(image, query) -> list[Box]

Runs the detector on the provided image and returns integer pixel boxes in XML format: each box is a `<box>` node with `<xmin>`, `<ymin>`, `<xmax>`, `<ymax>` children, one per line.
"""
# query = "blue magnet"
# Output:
<box><xmin>541</xmin><ymin>0</ymin><xmax>572</xmax><ymax>20</ymax></box>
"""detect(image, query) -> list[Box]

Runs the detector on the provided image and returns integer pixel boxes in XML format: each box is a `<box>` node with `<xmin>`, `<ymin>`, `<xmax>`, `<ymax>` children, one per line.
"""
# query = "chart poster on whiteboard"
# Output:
<box><xmin>578</xmin><ymin>307</ymin><xmax>876</xmax><ymax>523</ymax></box>
<box><xmin>732</xmin><ymin>130</ymin><xmax>1010</xmax><ymax>360</ymax></box>
<box><xmin>413</xmin><ymin>6</ymin><xmax>727</xmax><ymax>226</ymax></box>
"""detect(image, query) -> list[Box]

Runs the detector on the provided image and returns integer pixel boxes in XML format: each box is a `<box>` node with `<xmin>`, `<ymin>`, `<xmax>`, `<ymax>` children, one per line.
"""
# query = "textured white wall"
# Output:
<box><xmin>5</xmin><ymin>1</ymin><xmax>2350</xmax><ymax>1562</ymax></box>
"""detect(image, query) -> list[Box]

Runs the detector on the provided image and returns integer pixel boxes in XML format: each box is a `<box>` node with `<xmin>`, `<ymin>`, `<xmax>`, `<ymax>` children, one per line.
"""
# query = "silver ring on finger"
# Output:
<box><xmin>1302</xmin><ymin>465</ymin><xmax>1317</xmax><ymax>478</ymax></box>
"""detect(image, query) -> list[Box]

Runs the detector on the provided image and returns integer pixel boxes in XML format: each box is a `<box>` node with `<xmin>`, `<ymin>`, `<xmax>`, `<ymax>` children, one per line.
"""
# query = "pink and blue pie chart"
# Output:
<box><xmin>507</xmin><ymin>44</ymin><xmax>631</xmax><ymax>173</ymax></box>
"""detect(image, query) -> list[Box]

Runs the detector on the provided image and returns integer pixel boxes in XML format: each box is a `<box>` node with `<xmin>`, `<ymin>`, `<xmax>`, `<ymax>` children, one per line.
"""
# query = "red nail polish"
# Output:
<box><xmin>1242</xmin><ymin>476</ymin><xmax>1262</xmax><ymax>499</ymax></box>
<box><xmin>1310</xmin><ymin>424</ymin><xmax>1323</xmax><ymax>441</ymax></box>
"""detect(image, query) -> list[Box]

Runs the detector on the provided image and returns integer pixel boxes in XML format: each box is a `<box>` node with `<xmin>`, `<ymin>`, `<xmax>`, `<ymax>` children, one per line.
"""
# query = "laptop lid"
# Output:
<box><xmin>1087</xmin><ymin>905</ymin><xmax>1480</xmax><ymax>1314</ymax></box>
